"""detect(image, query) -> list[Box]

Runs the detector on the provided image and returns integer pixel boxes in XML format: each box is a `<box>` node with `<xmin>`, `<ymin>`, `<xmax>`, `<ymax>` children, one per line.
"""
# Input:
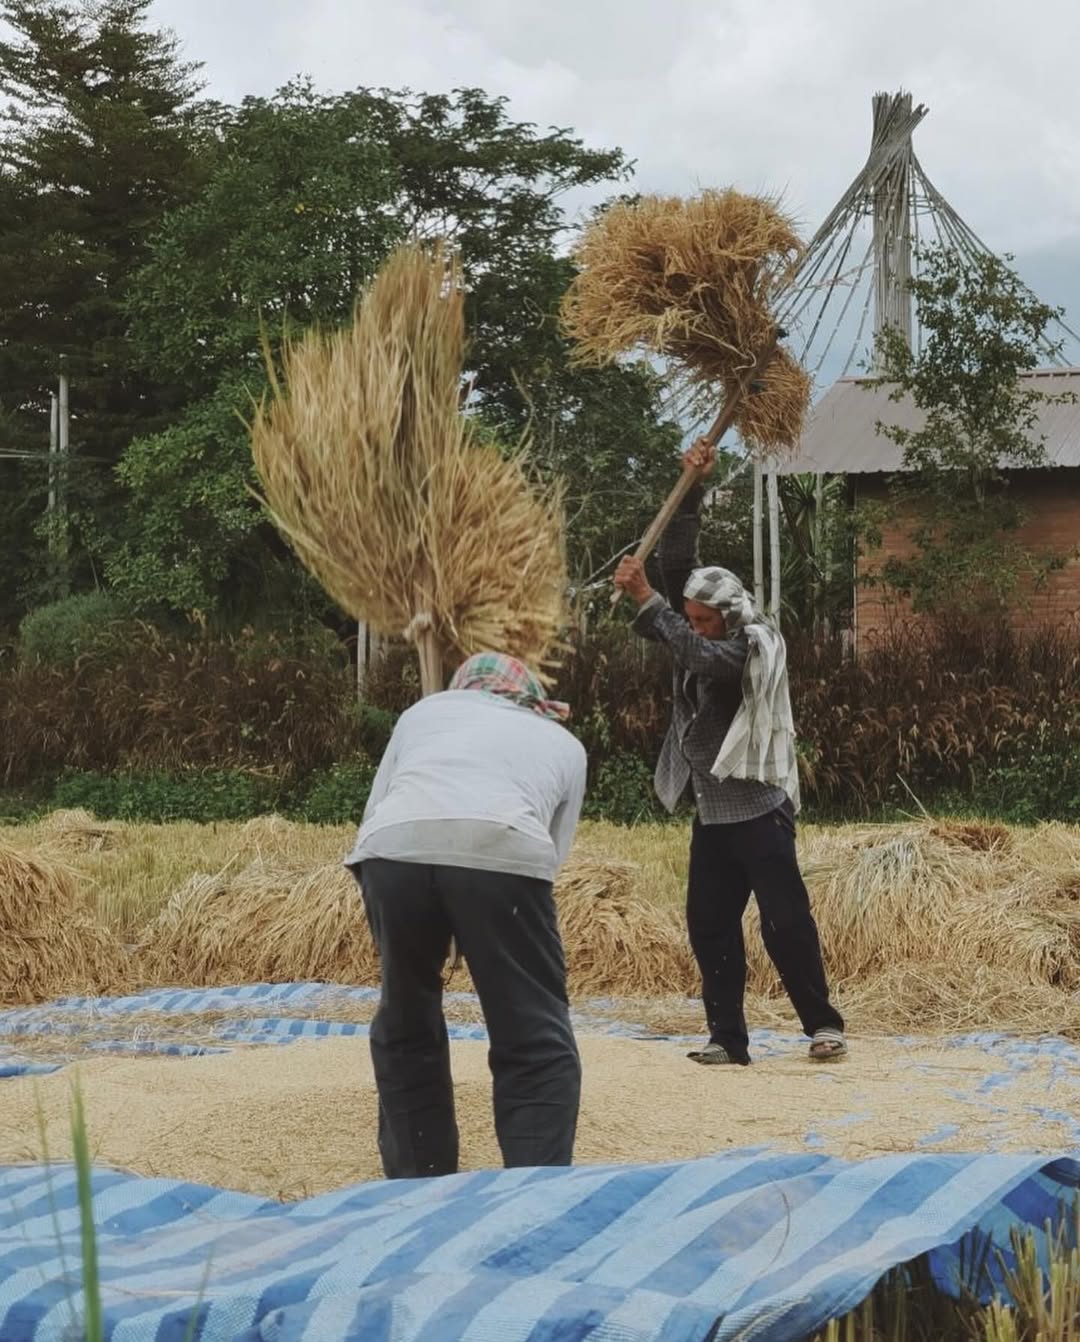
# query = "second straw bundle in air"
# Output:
<box><xmin>561</xmin><ymin>188</ymin><xmax>811</xmax><ymax>453</ymax></box>
<box><xmin>250</xmin><ymin>247</ymin><xmax>567</xmax><ymax>686</ymax></box>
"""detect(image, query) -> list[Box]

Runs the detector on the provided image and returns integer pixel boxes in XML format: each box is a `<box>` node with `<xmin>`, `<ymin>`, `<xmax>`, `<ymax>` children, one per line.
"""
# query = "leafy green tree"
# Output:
<box><xmin>870</xmin><ymin>247</ymin><xmax>1069</xmax><ymax>614</ymax></box>
<box><xmin>0</xmin><ymin>0</ymin><xmax>209</xmax><ymax>623</ymax></box>
<box><xmin>111</xmin><ymin>84</ymin><xmax>679</xmax><ymax>613</ymax></box>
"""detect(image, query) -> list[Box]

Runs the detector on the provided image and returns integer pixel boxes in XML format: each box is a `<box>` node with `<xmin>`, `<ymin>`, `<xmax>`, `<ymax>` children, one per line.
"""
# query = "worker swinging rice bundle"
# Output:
<box><xmin>561</xmin><ymin>189</ymin><xmax>811</xmax><ymax>453</ymax></box>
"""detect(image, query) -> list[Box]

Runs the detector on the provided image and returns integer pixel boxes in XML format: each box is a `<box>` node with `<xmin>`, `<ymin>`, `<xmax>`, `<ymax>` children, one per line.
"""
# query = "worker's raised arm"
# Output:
<box><xmin>639</xmin><ymin>606</ymin><xmax>748</xmax><ymax>681</ymax></box>
<box><xmin>616</xmin><ymin>438</ymin><xmax>715</xmax><ymax>616</ymax></box>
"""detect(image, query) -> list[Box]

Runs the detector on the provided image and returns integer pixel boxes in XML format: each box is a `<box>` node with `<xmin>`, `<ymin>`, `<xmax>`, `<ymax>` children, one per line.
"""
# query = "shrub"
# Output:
<box><xmin>361</xmin><ymin>642</ymin><xmax>422</xmax><ymax>712</ymax></box>
<box><xmin>51</xmin><ymin>769</ymin><xmax>276</xmax><ymax>822</ymax></box>
<box><xmin>291</xmin><ymin>760</ymin><xmax>376</xmax><ymax>825</ymax></box>
<box><xmin>966</xmin><ymin>743</ymin><xmax>1080</xmax><ymax>824</ymax></box>
<box><xmin>788</xmin><ymin>620</ymin><xmax>1080</xmax><ymax>816</ymax></box>
<box><xmin>583</xmin><ymin>751</ymin><xmax>667</xmax><ymax>826</ymax></box>
<box><xmin>0</xmin><ymin>621</ymin><xmax>361</xmax><ymax>787</ymax></box>
<box><xmin>349</xmin><ymin>702</ymin><xmax>397</xmax><ymax>759</ymax></box>
<box><xmin>18</xmin><ymin>592</ymin><xmax>133</xmax><ymax>668</ymax></box>
<box><xmin>230</xmin><ymin>619</ymin><xmax>348</xmax><ymax>669</ymax></box>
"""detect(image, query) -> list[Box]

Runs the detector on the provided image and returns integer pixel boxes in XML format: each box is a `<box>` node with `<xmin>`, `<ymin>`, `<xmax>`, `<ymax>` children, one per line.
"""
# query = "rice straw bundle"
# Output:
<box><xmin>251</xmin><ymin>244</ymin><xmax>567</xmax><ymax>681</ymax></box>
<box><xmin>35</xmin><ymin>807</ymin><xmax>116</xmax><ymax>853</ymax></box>
<box><xmin>834</xmin><ymin>960</ymin><xmax>1080</xmax><ymax>1039</ymax></box>
<box><xmin>767</xmin><ymin>824</ymin><xmax>1080</xmax><ymax>996</ymax></box>
<box><xmin>721</xmin><ymin>346</ymin><xmax>812</xmax><ymax>453</ymax></box>
<box><xmin>561</xmin><ymin>189</ymin><xmax>809</xmax><ymax>452</ymax></box>
<box><xmin>144</xmin><ymin>859</ymin><xmax>379</xmax><ymax>988</ymax></box>
<box><xmin>555</xmin><ymin>858</ymin><xmax>695</xmax><ymax>997</ymax></box>
<box><xmin>0</xmin><ymin>840</ymin><xmax>128</xmax><ymax>1004</ymax></box>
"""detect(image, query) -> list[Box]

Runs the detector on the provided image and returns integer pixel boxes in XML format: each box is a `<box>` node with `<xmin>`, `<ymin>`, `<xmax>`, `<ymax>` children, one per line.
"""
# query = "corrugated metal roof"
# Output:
<box><xmin>777</xmin><ymin>366</ymin><xmax>1080</xmax><ymax>474</ymax></box>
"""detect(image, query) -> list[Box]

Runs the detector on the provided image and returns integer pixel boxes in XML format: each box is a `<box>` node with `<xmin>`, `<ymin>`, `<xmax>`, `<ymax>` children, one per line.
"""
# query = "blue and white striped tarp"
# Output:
<box><xmin>0</xmin><ymin>982</ymin><xmax>700</xmax><ymax>1078</ymax></box>
<box><xmin>1</xmin><ymin>1151</ymin><xmax>1077</xmax><ymax>1342</ymax></box>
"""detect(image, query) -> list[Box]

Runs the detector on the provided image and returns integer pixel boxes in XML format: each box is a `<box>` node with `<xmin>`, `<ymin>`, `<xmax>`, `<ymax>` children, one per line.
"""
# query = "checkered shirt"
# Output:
<box><xmin>633</xmin><ymin>499</ymin><xmax>788</xmax><ymax>825</ymax></box>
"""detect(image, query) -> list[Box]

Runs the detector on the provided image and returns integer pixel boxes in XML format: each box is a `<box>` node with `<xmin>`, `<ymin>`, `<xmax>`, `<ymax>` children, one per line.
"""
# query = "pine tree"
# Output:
<box><xmin>0</xmin><ymin>0</ymin><xmax>208</xmax><ymax>617</ymax></box>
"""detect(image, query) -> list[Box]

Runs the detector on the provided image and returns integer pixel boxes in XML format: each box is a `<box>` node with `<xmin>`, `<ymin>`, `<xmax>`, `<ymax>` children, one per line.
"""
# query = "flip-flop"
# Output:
<box><xmin>809</xmin><ymin>1029</ymin><xmax>848</xmax><ymax>1063</ymax></box>
<box><xmin>687</xmin><ymin>1043</ymin><xmax>750</xmax><ymax>1066</ymax></box>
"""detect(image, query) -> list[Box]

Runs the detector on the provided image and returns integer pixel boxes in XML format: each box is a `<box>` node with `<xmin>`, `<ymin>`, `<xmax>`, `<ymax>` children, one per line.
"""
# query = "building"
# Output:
<box><xmin>778</xmin><ymin>367</ymin><xmax>1080</xmax><ymax>650</ymax></box>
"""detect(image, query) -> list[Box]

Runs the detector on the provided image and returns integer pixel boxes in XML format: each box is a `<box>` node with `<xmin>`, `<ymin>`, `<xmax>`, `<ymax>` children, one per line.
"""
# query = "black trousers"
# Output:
<box><xmin>687</xmin><ymin>808</ymin><xmax>843</xmax><ymax>1062</ymax></box>
<box><xmin>355</xmin><ymin>858</ymin><xmax>581</xmax><ymax>1179</ymax></box>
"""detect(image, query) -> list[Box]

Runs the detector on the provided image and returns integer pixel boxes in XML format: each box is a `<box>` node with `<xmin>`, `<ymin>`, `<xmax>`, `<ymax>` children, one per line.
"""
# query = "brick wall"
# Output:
<box><xmin>855</xmin><ymin>468</ymin><xmax>1080</xmax><ymax>652</ymax></box>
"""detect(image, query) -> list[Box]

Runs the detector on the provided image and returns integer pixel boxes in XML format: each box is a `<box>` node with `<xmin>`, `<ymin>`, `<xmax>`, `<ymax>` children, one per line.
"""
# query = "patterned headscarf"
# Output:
<box><xmin>449</xmin><ymin>652</ymin><xmax>570</xmax><ymax>722</ymax></box>
<box><xmin>683</xmin><ymin>566</ymin><xmax>757</xmax><ymax>628</ymax></box>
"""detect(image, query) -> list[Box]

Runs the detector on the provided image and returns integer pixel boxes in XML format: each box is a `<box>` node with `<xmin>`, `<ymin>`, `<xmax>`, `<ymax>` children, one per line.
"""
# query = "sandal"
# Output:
<box><xmin>809</xmin><ymin>1029</ymin><xmax>848</xmax><ymax>1063</ymax></box>
<box><xmin>687</xmin><ymin>1042</ymin><xmax>750</xmax><ymax>1066</ymax></box>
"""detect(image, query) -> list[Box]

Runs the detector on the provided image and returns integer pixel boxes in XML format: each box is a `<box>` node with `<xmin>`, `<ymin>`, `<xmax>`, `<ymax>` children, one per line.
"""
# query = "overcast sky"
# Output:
<box><xmin>150</xmin><ymin>0</ymin><xmax>1080</xmax><ymax>355</ymax></box>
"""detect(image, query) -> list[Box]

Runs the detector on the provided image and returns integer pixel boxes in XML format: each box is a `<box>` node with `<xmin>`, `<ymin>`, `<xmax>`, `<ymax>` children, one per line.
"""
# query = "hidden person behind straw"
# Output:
<box><xmin>344</xmin><ymin>653</ymin><xmax>587</xmax><ymax>1179</ymax></box>
<box><xmin>614</xmin><ymin>439</ymin><xmax>846</xmax><ymax>1066</ymax></box>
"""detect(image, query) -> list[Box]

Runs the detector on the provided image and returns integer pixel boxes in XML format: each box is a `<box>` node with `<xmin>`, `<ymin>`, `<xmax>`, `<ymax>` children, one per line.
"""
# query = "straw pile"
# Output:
<box><xmin>250</xmin><ymin>243</ymin><xmax>567</xmax><ymax>673</ymax></box>
<box><xmin>144</xmin><ymin>859</ymin><xmax>378</xmax><ymax>988</ymax></box>
<box><xmin>35</xmin><ymin>808</ymin><xmax>116</xmax><ymax>852</ymax></box>
<box><xmin>0</xmin><ymin>840</ymin><xmax>127</xmax><ymax>1004</ymax></box>
<box><xmin>555</xmin><ymin>859</ymin><xmax>695</xmax><ymax>997</ymax></box>
<box><xmin>780</xmin><ymin>823</ymin><xmax>1080</xmax><ymax>995</ymax></box>
<box><xmin>137</xmin><ymin>855</ymin><xmax>692</xmax><ymax>999</ymax></box>
<box><xmin>561</xmin><ymin>190</ymin><xmax>810</xmax><ymax>452</ymax></box>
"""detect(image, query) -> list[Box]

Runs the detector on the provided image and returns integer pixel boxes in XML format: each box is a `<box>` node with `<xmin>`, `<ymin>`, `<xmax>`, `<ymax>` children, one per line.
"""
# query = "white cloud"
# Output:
<box><xmin>150</xmin><ymin>0</ymin><xmax>1080</xmax><ymax>329</ymax></box>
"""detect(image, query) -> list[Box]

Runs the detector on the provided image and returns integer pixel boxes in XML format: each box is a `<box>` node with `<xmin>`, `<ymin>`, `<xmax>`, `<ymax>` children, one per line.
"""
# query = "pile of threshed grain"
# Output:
<box><xmin>0</xmin><ymin>839</ymin><xmax>128</xmax><ymax>1004</ymax></box>
<box><xmin>3</xmin><ymin>1034</ymin><xmax>1074</xmax><ymax>1199</ymax></box>
<box><xmin>561</xmin><ymin>189</ymin><xmax>811</xmax><ymax>453</ymax></box>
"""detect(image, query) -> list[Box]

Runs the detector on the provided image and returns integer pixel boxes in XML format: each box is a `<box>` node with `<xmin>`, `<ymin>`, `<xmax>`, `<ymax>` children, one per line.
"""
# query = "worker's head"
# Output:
<box><xmin>683</xmin><ymin>567</ymin><xmax>755</xmax><ymax>640</ymax></box>
<box><xmin>449</xmin><ymin>652</ymin><xmax>570</xmax><ymax>722</ymax></box>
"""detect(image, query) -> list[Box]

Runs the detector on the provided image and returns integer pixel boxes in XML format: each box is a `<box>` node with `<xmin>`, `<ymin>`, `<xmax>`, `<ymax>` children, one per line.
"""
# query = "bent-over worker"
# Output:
<box><xmin>345</xmin><ymin>652</ymin><xmax>587</xmax><ymax>1178</ymax></box>
<box><xmin>614</xmin><ymin>439</ymin><xmax>845</xmax><ymax>1066</ymax></box>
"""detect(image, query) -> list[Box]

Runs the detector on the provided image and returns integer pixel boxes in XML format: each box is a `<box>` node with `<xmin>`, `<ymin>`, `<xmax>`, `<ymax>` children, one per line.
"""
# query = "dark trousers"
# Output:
<box><xmin>687</xmin><ymin>808</ymin><xmax>843</xmax><ymax>1062</ymax></box>
<box><xmin>355</xmin><ymin>858</ymin><xmax>581</xmax><ymax>1179</ymax></box>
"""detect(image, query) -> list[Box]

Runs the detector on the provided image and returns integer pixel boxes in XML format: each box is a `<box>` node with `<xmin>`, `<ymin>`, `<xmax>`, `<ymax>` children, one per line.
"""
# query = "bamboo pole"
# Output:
<box><xmin>752</xmin><ymin>460</ymin><xmax>764</xmax><ymax>608</ymax></box>
<box><xmin>767</xmin><ymin>459</ymin><xmax>781</xmax><ymax>624</ymax></box>
<box><xmin>612</xmin><ymin>330</ymin><xmax>781</xmax><ymax>605</ymax></box>
<box><xmin>812</xmin><ymin>472</ymin><xmax>825</xmax><ymax>633</ymax></box>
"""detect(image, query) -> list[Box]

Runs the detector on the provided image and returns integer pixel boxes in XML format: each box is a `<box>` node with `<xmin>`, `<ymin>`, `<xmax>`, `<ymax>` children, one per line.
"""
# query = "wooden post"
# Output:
<box><xmin>356</xmin><ymin>620</ymin><xmax>367</xmax><ymax>699</ymax></box>
<box><xmin>416</xmin><ymin>630</ymin><xmax>443</xmax><ymax>698</ymax></box>
<box><xmin>752</xmin><ymin>460</ymin><xmax>765</xmax><ymax>608</ymax></box>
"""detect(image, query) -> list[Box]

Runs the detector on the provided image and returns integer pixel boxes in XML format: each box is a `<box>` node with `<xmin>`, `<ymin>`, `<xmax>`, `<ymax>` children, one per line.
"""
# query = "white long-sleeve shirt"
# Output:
<box><xmin>345</xmin><ymin>690</ymin><xmax>588</xmax><ymax>883</ymax></box>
